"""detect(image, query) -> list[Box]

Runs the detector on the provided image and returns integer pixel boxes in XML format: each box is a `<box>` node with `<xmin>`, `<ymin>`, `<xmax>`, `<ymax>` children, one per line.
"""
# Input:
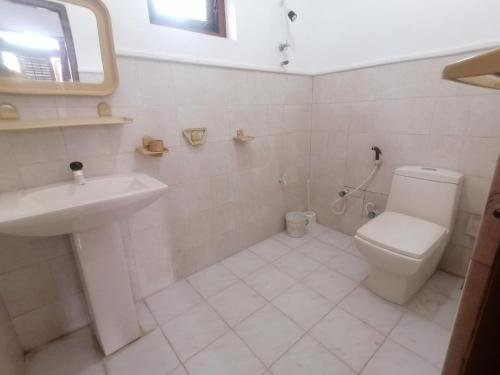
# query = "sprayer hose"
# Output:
<box><xmin>330</xmin><ymin>164</ymin><xmax>380</xmax><ymax>216</ymax></box>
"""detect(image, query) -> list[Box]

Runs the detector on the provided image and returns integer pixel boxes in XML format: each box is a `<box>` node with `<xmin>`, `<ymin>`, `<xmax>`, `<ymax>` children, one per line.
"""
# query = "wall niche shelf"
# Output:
<box><xmin>0</xmin><ymin>102</ymin><xmax>133</xmax><ymax>131</ymax></box>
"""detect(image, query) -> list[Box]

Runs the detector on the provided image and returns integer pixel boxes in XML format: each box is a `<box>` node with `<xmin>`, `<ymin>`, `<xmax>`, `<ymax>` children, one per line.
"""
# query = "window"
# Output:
<box><xmin>0</xmin><ymin>0</ymin><xmax>80</xmax><ymax>82</ymax></box>
<box><xmin>148</xmin><ymin>0</ymin><xmax>226</xmax><ymax>37</ymax></box>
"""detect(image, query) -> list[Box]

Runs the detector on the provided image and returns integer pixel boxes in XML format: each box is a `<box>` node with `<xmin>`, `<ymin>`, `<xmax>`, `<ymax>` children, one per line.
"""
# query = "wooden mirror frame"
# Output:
<box><xmin>0</xmin><ymin>0</ymin><xmax>118</xmax><ymax>96</ymax></box>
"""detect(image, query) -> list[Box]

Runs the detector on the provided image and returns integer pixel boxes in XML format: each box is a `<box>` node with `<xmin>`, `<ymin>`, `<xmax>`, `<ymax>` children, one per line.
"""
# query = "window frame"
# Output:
<box><xmin>147</xmin><ymin>0</ymin><xmax>227</xmax><ymax>38</ymax></box>
<box><xmin>3</xmin><ymin>0</ymin><xmax>80</xmax><ymax>81</ymax></box>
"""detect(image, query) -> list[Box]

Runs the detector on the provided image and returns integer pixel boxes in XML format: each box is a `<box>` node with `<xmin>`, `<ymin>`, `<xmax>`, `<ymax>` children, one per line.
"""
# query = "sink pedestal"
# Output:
<box><xmin>71</xmin><ymin>223</ymin><xmax>141</xmax><ymax>355</ymax></box>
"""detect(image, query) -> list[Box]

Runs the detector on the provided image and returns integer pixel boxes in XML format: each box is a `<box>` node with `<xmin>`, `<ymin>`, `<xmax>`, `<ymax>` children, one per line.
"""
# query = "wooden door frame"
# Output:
<box><xmin>443</xmin><ymin>156</ymin><xmax>500</xmax><ymax>374</ymax></box>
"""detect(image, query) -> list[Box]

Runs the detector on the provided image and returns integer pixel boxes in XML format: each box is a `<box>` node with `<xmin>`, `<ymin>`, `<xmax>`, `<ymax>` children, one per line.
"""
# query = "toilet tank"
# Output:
<box><xmin>386</xmin><ymin>166</ymin><xmax>464</xmax><ymax>231</ymax></box>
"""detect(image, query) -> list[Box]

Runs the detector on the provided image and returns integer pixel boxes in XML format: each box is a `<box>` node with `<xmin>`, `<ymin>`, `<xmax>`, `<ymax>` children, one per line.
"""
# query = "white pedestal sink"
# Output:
<box><xmin>0</xmin><ymin>173</ymin><xmax>168</xmax><ymax>355</ymax></box>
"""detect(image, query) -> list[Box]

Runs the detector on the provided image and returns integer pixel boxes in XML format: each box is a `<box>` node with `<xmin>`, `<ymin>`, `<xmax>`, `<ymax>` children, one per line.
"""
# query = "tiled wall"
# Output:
<box><xmin>0</xmin><ymin>57</ymin><xmax>313</xmax><ymax>351</ymax></box>
<box><xmin>310</xmin><ymin>52</ymin><xmax>500</xmax><ymax>277</ymax></box>
<box><xmin>2</xmin><ymin>51</ymin><xmax>499</xmax><ymax>354</ymax></box>
<box><xmin>0</xmin><ymin>295</ymin><xmax>24</xmax><ymax>374</ymax></box>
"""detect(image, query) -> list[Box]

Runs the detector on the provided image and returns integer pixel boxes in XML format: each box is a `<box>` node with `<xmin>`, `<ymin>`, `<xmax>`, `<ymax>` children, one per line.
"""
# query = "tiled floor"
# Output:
<box><xmin>25</xmin><ymin>224</ymin><xmax>464</xmax><ymax>375</ymax></box>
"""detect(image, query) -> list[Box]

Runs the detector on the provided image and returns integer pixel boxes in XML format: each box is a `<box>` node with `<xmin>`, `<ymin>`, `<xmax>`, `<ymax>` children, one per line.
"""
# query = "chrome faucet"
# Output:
<box><xmin>70</xmin><ymin>161</ymin><xmax>86</xmax><ymax>185</ymax></box>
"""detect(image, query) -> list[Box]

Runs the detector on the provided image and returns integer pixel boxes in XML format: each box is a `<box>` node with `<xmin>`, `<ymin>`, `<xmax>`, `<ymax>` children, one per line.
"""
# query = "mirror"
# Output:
<box><xmin>0</xmin><ymin>0</ymin><xmax>118</xmax><ymax>96</ymax></box>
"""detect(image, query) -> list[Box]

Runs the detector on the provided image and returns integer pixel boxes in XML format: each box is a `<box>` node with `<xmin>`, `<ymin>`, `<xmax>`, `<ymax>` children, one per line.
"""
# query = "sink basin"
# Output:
<box><xmin>0</xmin><ymin>172</ymin><xmax>168</xmax><ymax>355</ymax></box>
<box><xmin>0</xmin><ymin>173</ymin><xmax>168</xmax><ymax>236</ymax></box>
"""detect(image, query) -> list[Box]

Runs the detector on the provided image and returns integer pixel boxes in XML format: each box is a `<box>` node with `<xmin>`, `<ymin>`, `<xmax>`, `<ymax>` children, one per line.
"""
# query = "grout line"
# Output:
<box><xmin>390</xmin><ymin>309</ymin><xmax>454</xmax><ymax>369</ymax></box>
<box><xmin>286</xmin><ymin>278</ymin><xmax>362</xmax><ymax>373</ymax></box>
<box><xmin>141</xmin><ymin>296</ymin><xmax>191</xmax><ymax>375</ymax></box>
<box><xmin>357</xmin><ymin>312</ymin><xmax>406</xmax><ymax>374</ymax></box>
<box><xmin>186</xmin><ymin>271</ymin><xmax>270</xmax><ymax>371</ymax></box>
<box><xmin>146</xmin><ymin>232</ymin><xmax>457</xmax><ymax>374</ymax></box>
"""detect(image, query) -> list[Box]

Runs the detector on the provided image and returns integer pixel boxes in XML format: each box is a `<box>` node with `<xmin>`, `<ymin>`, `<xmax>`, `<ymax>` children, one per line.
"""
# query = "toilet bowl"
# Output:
<box><xmin>355</xmin><ymin>166</ymin><xmax>463</xmax><ymax>304</ymax></box>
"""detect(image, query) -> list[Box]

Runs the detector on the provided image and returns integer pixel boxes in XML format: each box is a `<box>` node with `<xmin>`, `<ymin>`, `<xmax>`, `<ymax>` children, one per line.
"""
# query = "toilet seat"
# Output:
<box><xmin>356</xmin><ymin>212</ymin><xmax>447</xmax><ymax>260</ymax></box>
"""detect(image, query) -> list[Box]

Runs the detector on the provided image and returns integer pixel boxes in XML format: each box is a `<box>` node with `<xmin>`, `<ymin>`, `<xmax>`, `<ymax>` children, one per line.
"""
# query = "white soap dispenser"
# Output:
<box><xmin>70</xmin><ymin>161</ymin><xmax>86</xmax><ymax>185</ymax></box>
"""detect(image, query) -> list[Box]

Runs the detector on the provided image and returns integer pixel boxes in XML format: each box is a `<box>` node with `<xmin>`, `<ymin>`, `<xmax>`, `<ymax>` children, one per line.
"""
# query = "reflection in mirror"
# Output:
<box><xmin>0</xmin><ymin>0</ymin><xmax>104</xmax><ymax>84</ymax></box>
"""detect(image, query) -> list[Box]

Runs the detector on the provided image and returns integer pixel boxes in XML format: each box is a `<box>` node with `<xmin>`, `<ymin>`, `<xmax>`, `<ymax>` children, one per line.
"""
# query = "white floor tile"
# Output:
<box><xmin>362</xmin><ymin>339</ymin><xmax>440</xmax><ymax>375</ymax></box>
<box><xmin>407</xmin><ymin>287</ymin><xmax>459</xmax><ymax>330</ymax></box>
<box><xmin>310</xmin><ymin>308</ymin><xmax>384</xmax><ymax>372</ymax></box>
<box><xmin>273</xmin><ymin>252</ymin><xmax>321</xmax><ymax>280</ymax></box>
<box><xmin>272</xmin><ymin>284</ymin><xmax>334</xmax><ymax>330</ymax></box>
<box><xmin>168</xmin><ymin>366</ymin><xmax>188</xmax><ymax>375</ymax></box>
<box><xmin>185</xmin><ymin>331</ymin><xmax>266</xmax><ymax>375</ymax></box>
<box><xmin>303</xmin><ymin>267</ymin><xmax>357</xmax><ymax>304</ymax></box>
<box><xmin>208</xmin><ymin>281</ymin><xmax>266</xmax><ymax>327</ymax></box>
<box><xmin>162</xmin><ymin>303</ymin><xmax>229</xmax><ymax>361</ymax></box>
<box><xmin>105</xmin><ymin>330</ymin><xmax>179</xmax><ymax>375</ymax></box>
<box><xmin>24</xmin><ymin>233</ymin><xmax>460</xmax><ymax>375</ymax></box>
<box><xmin>146</xmin><ymin>281</ymin><xmax>203</xmax><ymax>325</ymax></box>
<box><xmin>249</xmin><ymin>238</ymin><xmax>291</xmax><ymax>262</ymax></box>
<box><xmin>25</xmin><ymin>327</ymin><xmax>103</xmax><ymax>375</ymax></box>
<box><xmin>299</xmin><ymin>239</ymin><xmax>344</xmax><ymax>263</ymax></box>
<box><xmin>340</xmin><ymin>287</ymin><xmax>403</xmax><ymax>335</ymax></box>
<box><xmin>307</xmin><ymin>223</ymin><xmax>330</xmax><ymax>238</ymax></box>
<box><xmin>317</xmin><ymin>229</ymin><xmax>354</xmax><ymax>250</ymax></box>
<box><xmin>188</xmin><ymin>264</ymin><xmax>239</xmax><ymax>298</ymax></box>
<box><xmin>345</xmin><ymin>244</ymin><xmax>364</xmax><ymax>258</ymax></box>
<box><xmin>244</xmin><ymin>265</ymin><xmax>296</xmax><ymax>300</ymax></box>
<box><xmin>273</xmin><ymin>232</ymin><xmax>312</xmax><ymax>249</ymax></box>
<box><xmin>78</xmin><ymin>363</ymin><xmax>106</xmax><ymax>375</ymax></box>
<box><xmin>327</xmin><ymin>253</ymin><xmax>369</xmax><ymax>282</ymax></box>
<box><xmin>389</xmin><ymin>313</ymin><xmax>451</xmax><ymax>369</ymax></box>
<box><xmin>425</xmin><ymin>271</ymin><xmax>464</xmax><ymax>300</ymax></box>
<box><xmin>433</xmin><ymin>298</ymin><xmax>460</xmax><ymax>331</ymax></box>
<box><xmin>135</xmin><ymin>302</ymin><xmax>157</xmax><ymax>334</ymax></box>
<box><xmin>235</xmin><ymin>304</ymin><xmax>304</xmax><ymax>367</ymax></box>
<box><xmin>222</xmin><ymin>250</ymin><xmax>267</xmax><ymax>278</ymax></box>
<box><xmin>271</xmin><ymin>335</ymin><xmax>356</xmax><ymax>375</ymax></box>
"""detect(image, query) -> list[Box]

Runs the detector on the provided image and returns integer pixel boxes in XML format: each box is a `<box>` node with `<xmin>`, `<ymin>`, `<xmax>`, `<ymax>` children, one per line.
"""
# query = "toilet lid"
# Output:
<box><xmin>356</xmin><ymin>212</ymin><xmax>448</xmax><ymax>259</ymax></box>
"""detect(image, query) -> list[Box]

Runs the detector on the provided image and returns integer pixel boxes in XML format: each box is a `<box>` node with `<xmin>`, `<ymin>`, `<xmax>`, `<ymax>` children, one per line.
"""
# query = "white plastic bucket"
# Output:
<box><xmin>286</xmin><ymin>211</ymin><xmax>309</xmax><ymax>238</ymax></box>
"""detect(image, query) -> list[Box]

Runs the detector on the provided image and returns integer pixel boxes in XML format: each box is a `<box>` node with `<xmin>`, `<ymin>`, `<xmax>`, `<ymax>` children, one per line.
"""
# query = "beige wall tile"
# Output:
<box><xmin>13</xmin><ymin>293</ymin><xmax>90</xmax><ymax>351</ymax></box>
<box><xmin>467</xmin><ymin>95</ymin><xmax>500</xmax><ymax>138</ymax></box>
<box><xmin>460</xmin><ymin>176</ymin><xmax>490</xmax><ymax>214</ymax></box>
<box><xmin>310</xmin><ymin>54</ymin><xmax>496</xmax><ymax>275</ymax></box>
<box><xmin>3</xmin><ymin>52</ymin><xmax>493</xmax><ymax>354</ymax></box>
<box><xmin>48</xmin><ymin>255</ymin><xmax>83</xmax><ymax>299</ymax></box>
<box><xmin>0</xmin><ymin>319</ymin><xmax>24</xmax><ymax>375</ymax></box>
<box><xmin>8</xmin><ymin>128</ymin><xmax>67</xmax><ymax>165</ymax></box>
<box><xmin>459</xmin><ymin>137</ymin><xmax>500</xmax><ymax>179</ymax></box>
<box><xmin>0</xmin><ymin>263</ymin><xmax>58</xmax><ymax>318</ymax></box>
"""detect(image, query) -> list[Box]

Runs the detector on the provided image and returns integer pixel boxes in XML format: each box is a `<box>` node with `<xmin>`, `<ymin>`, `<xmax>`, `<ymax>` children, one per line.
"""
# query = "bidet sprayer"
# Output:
<box><xmin>372</xmin><ymin>146</ymin><xmax>383</xmax><ymax>164</ymax></box>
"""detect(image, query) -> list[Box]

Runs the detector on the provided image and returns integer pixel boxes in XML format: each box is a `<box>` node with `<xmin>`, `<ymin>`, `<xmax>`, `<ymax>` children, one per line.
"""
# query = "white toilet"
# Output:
<box><xmin>355</xmin><ymin>166</ymin><xmax>464</xmax><ymax>304</ymax></box>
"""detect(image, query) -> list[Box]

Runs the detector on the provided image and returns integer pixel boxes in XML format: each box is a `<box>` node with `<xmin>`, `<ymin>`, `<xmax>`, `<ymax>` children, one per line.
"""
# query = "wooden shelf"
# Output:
<box><xmin>0</xmin><ymin>102</ymin><xmax>132</xmax><ymax>131</ymax></box>
<box><xmin>0</xmin><ymin>116</ymin><xmax>133</xmax><ymax>131</ymax></box>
